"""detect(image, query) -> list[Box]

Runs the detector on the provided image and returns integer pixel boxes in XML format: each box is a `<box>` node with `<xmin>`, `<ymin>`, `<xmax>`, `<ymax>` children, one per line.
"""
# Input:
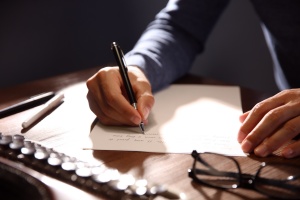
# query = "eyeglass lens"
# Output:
<box><xmin>194</xmin><ymin>153</ymin><xmax>240</xmax><ymax>189</ymax></box>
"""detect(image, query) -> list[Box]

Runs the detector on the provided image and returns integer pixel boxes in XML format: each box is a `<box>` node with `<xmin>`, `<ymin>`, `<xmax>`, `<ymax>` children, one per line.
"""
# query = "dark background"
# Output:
<box><xmin>0</xmin><ymin>0</ymin><xmax>278</xmax><ymax>93</ymax></box>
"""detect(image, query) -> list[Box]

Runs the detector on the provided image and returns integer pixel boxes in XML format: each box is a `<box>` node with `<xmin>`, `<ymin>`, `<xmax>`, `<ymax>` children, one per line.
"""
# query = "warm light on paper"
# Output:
<box><xmin>86</xmin><ymin>84</ymin><xmax>246</xmax><ymax>156</ymax></box>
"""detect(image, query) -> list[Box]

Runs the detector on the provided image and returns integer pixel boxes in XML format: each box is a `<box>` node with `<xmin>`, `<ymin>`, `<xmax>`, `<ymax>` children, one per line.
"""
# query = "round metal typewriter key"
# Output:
<box><xmin>34</xmin><ymin>148</ymin><xmax>50</xmax><ymax>160</ymax></box>
<box><xmin>61</xmin><ymin>155</ymin><xmax>76</xmax><ymax>163</ymax></box>
<box><xmin>119</xmin><ymin>174</ymin><xmax>135</xmax><ymax>186</ymax></box>
<box><xmin>130</xmin><ymin>179</ymin><xmax>148</xmax><ymax>196</ymax></box>
<box><xmin>92</xmin><ymin>169</ymin><xmax>120</xmax><ymax>184</ymax></box>
<box><xmin>13</xmin><ymin>134</ymin><xmax>24</xmax><ymax>141</ymax></box>
<box><xmin>91</xmin><ymin>166</ymin><xmax>106</xmax><ymax>175</ymax></box>
<box><xmin>76</xmin><ymin>167</ymin><xmax>92</xmax><ymax>177</ymax></box>
<box><xmin>48</xmin><ymin>152</ymin><xmax>63</xmax><ymax>166</ymax></box>
<box><xmin>20</xmin><ymin>147</ymin><xmax>35</xmax><ymax>155</ymax></box>
<box><xmin>0</xmin><ymin>135</ymin><xmax>12</xmax><ymax>145</ymax></box>
<box><xmin>109</xmin><ymin>174</ymin><xmax>135</xmax><ymax>191</ymax></box>
<box><xmin>24</xmin><ymin>140</ymin><xmax>34</xmax><ymax>147</ymax></box>
<box><xmin>44</xmin><ymin>147</ymin><xmax>54</xmax><ymax>154</ymax></box>
<box><xmin>92</xmin><ymin>173</ymin><xmax>111</xmax><ymax>183</ymax></box>
<box><xmin>108</xmin><ymin>180</ymin><xmax>127</xmax><ymax>191</ymax></box>
<box><xmin>75</xmin><ymin>161</ymin><xmax>86</xmax><ymax>169</ymax></box>
<box><xmin>9</xmin><ymin>135</ymin><xmax>25</xmax><ymax>150</ymax></box>
<box><xmin>50</xmin><ymin>152</ymin><xmax>60</xmax><ymax>157</ymax></box>
<box><xmin>61</xmin><ymin>161</ymin><xmax>77</xmax><ymax>171</ymax></box>
<box><xmin>108</xmin><ymin>169</ymin><xmax>121</xmax><ymax>181</ymax></box>
<box><xmin>148</xmin><ymin>184</ymin><xmax>166</xmax><ymax>195</ymax></box>
<box><xmin>21</xmin><ymin>141</ymin><xmax>35</xmax><ymax>155</ymax></box>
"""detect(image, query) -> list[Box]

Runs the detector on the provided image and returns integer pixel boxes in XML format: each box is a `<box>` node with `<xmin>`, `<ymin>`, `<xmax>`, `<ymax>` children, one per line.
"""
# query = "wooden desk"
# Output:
<box><xmin>0</xmin><ymin>67</ymin><xmax>299</xmax><ymax>200</ymax></box>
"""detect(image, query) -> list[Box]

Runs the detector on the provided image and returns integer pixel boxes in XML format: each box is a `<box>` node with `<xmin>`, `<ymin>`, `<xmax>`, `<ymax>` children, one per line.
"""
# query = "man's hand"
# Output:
<box><xmin>86</xmin><ymin>66</ymin><xmax>154</xmax><ymax>126</ymax></box>
<box><xmin>238</xmin><ymin>89</ymin><xmax>300</xmax><ymax>158</ymax></box>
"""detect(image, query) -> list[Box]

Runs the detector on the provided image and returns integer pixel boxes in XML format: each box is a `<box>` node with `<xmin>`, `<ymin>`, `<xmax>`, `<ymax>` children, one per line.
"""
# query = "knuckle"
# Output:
<box><xmin>86</xmin><ymin>71</ymin><xmax>106</xmax><ymax>90</ymax></box>
<box><xmin>278</xmin><ymin>89</ymin><xmax>289</xmax><ymax>96</ymax></box>
<box><xmin>135</xmin><ymin>80</ymin><xmax>151</xmax><ymax>92</ymax></box>
<box><xmin>96</xmin><ymin>69</ymin><xmax>107</xmax><ymax>81</ymax></box>
<box><xmin>276</xmin><ymin>89</ymin><xmax>293</xmax><ymax>99</ymax></box>
<box><xmin>277</xmin><ymin>89</ymin><xmax>300</xmax><ymax>100</ymax></box>
<box><xmin>265</xmin><ymin>109</ymin><xmax>282</xmax><ymax>122</ymax></box>
<box><xmin>86</xmin><ymin>77</ymin><xmax>95</xmax><ymax>90</ymax></box>
<box><xmin>251</xmin><ymin>102</ymin><xmax>265</xmax><ymax>117</ymax></box>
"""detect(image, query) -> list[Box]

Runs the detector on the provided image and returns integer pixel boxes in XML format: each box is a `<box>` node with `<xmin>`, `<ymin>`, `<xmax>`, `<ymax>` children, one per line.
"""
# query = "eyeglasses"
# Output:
<box><xmin>188</xmin><ymin>150</ymin><xmax>300</xmax><ymax>199</ymax></box>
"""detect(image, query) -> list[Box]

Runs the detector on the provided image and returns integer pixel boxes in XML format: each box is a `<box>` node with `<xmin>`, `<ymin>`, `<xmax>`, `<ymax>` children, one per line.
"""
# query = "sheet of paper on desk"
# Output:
<box><xmin>86</xmin><ymin>84</ymin><xmax>246</xmax><ymax>156</ymax></box>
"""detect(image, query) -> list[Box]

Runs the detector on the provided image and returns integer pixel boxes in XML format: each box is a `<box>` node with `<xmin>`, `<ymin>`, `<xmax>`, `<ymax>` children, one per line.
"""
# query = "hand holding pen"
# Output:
<box><xmin>111</xmin><ymin>42</ymin><xmax>146</xmax><ymax>133</ymax></box>
<box><xmin>86</xmin><ymin>43</ymin><xmax>154</xmax><ymax>131</ymax></box>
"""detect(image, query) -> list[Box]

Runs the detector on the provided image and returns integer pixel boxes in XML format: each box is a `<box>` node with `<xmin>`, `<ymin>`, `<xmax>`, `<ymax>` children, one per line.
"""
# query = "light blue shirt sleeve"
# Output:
<box><xmin>125</xmin><ymin>0</ymin><xmax>229</xmax><ymax>92</ymax></box>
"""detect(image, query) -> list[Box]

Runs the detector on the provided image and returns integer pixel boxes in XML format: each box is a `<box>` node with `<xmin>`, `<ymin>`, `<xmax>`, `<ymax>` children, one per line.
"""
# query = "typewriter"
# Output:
<box><xmin>0</xmin><ymin>133</ymin><xmax>182</xmax><ymax>200</ymax></box>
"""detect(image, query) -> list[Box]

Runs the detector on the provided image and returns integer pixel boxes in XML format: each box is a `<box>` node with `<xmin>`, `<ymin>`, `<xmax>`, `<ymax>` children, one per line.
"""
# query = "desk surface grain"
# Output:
<box><xmin>0</xmin><ymin>67</ymin><xmax>299</xmax><ymax>200</ymax></box>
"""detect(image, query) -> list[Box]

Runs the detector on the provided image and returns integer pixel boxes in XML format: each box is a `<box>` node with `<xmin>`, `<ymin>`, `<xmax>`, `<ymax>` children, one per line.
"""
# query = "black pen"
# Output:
<box><xmin>0</xmin><ymin>92</ymin><xmax>55</xmax><ymax>118</ymax></box>
<box><xmin>111</xmin><ymin>42</ymin><xmax>145</xmax><ymax>134</ymax></box>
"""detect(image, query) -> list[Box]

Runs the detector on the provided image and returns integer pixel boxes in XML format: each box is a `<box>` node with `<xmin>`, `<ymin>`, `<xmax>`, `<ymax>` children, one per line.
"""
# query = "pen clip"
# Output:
<box><xmin>112</xmin><ymin>42</ymin><xmax>127</xmax><ymax>70</ymax></box>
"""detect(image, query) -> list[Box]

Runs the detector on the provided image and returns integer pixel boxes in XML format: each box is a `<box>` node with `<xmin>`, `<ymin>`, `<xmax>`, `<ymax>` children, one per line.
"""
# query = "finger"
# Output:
<box><xmin>127</xmin><ymin>66</ymin><xmax>154</xmax><ymax>122</ymax></box>
<box><xmin>241</xmin><ymin>90</ymin><xmax>300</xmax><ymax>154</ymax></box>
<box><xmin>239</xmin><ymin>90</ymin><xmax>300</xmax><ymax>144</ymax></box>
<box><xmin>87</xmin><ymin>68</ymin><xmax>141</xmax><ymax>125</ymax></box>
<box><xmin>253</xmin><ymin>116</ymin><xmax>300</xmax><ymax>157</ymax></box>
<box><xmin>241</xmin><ymin>104</ymin><xmax>298</xmax><ymax>153</ymax></box>
<box><xmin>97</xmin><ymin>71</ymin><xmax>142</xmax><ymax>125</ymax></box>
<box><xmin>86</xmin><ymin>90</ymin><xmax>102</xmax><ymax>119</ymax></box>
<box><xmin>239</xmin><ymin>111</ymin><xmax>250</xmax><ymax>123</ymax></box>
<box><xmin>238</xmin><ymin>98</ymin><xmax>282</xmax><ymax>142</ymax></box>
<box><xmin>134</xmin><ymin>81</ymin><xmax>154</xmax><ymax>121</ymax></box>
<box><xmin>238</xmin><ymin>91</ymin><xmax>294</xmax><ymax>150</ymax></box>
<box><xmin>282</xmin><ymin>139</ymin><xmax>300</xmax><ymax>158</ymax></box>
<box><xmin>237</xmin><ymin>111</ymin><xmax>250</xmax><ymax>143</ymax></box>
<box><xmin>86</xmin><ymin>83</ymin><xmax>119</xmax><ymax>124</ymax></box>
<box><xmin>103</xmin><ymin>87</ymin><xmax>142</xmax><ymax>125</ymax></box>
<box><xmin>86</xmin><ymin>75</ymin><xmax>107</xmax><ymax>120</ymax></box>
<box><xmin>87</xmin><ymin>90</ymin><xmax>124</xmax><ymax>125</ymax></box>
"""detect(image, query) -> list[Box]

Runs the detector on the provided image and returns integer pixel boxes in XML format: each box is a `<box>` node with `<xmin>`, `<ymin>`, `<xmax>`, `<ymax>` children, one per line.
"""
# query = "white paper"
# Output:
<box><xmin>86</xmin><ymin>84</ymin><xmax>246</xmax><ymax>156</ymax></box>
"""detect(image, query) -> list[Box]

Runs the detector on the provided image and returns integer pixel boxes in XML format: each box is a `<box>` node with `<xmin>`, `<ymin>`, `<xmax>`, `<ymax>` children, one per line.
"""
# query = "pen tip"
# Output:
<box><xmin>139</xmin><ymin>122</ymin><xmax>145</xmax><ymax>134</ymax></box>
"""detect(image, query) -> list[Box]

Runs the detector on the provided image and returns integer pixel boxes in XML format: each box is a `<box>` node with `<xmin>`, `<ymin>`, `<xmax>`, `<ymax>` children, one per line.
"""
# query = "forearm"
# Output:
<box><xmin>125</xmin><ymin>0</ymin><xmax>230</xmax><ymax>92</ymax></box>
<box><xmin>125</xmin><ymin>19</ymin><xmax>201</xmax><ymax>92</ymax></box>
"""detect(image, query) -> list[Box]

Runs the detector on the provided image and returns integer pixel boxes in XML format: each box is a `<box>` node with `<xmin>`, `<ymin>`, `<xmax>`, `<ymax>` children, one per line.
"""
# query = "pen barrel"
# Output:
<box><xmin>0</xmin><ymin>92</ymin><xmax>55</xmax><ymax>118</ymax></box>
<box><xmin>111</xmin><ymin>42</ymin><xmax>137</xmax><ymax>105</ymax></box>
<box><xmin>119</xmin><ymin>67</ymin><xmax>137</xmax><ymax>105</ymax></box>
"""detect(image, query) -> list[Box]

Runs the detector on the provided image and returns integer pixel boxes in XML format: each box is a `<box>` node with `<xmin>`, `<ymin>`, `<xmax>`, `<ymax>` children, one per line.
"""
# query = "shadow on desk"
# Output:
<box><xmin>93</xmin><ymin>150</ymin><xmax>166</xmax><ymax>178</ymax></box>
<box><xmin>191</xmin><ymin>181</ymin><xmax>268</xmax><ymax>200</ymax></box>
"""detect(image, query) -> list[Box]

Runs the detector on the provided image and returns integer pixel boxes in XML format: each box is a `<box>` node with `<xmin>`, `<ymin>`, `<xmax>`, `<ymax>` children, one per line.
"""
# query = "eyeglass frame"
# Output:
<box><xmin>188</xmin><ymin>150</ymin><xmax>300</xmax><ymax>199</ymax></box>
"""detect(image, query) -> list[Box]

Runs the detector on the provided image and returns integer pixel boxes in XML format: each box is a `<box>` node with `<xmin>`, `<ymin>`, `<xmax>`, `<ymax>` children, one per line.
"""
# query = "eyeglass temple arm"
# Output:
<box><xmin>255</xmin><ymin>175</ymin><xmax>300</xmax><ymax>190</ymax></box>
<box><xmin>194</xmin><ymin>168</ymin><xmax>300</xmax><ymax>190</ymax></box>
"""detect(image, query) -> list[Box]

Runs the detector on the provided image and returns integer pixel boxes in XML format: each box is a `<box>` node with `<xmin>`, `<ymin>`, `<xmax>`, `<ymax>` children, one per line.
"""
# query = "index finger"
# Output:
<box><xmin>238</xmin><ymin>99</ymin><xmax>280</xmax><ymax>142</ymax></box>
